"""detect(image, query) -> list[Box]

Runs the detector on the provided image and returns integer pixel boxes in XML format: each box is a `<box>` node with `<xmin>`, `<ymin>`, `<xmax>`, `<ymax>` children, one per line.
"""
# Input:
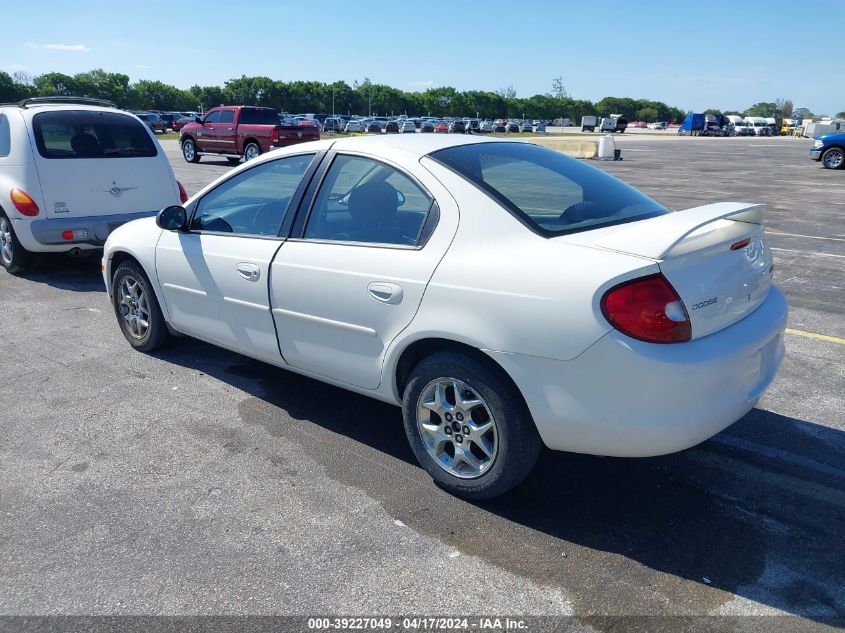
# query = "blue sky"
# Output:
<box><xmin>2</xmin><ymin>0</ymin><xmax>841</xmax><ymax>114</ymax></box>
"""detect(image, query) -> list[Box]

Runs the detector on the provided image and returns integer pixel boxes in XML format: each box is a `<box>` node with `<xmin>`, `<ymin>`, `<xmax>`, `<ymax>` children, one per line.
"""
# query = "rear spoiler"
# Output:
<box><xmin>595</xmin><ymin>202</ymin><xmax>764</xmax><ymax>260</ymax></box>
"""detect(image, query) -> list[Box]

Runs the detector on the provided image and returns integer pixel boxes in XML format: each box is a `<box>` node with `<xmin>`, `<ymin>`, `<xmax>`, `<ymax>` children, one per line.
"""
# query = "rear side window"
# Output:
<box><xmin>431</xmin><ymin>142</ymin><xmax>668</xmax><ymax>237</ymax></box>
<box><xmin>32</xmin><ymin>110</ymin><xmax>157</xmax><ymax>159</ymax></box>
<box><xmin>0</xmin><ymin>115</ymin><xmax>10</xmax><ymax>158</ymax></box>
<box><xmin>239</xmin><ymin>109</ymin><xmax>279</xmax><ymax>125</ymax></box>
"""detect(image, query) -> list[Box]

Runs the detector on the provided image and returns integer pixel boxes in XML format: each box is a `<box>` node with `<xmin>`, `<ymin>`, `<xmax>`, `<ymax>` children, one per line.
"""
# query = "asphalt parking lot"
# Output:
<box><xmin>1</xmin><ymin>136</ymin><xmax>843</xmax><ymax>631</ymax></box>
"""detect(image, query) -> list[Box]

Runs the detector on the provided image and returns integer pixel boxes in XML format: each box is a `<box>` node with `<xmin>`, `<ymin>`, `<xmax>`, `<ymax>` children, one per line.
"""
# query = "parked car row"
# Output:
<box><xmin>324</xmin><ymin>115</ymin><xmax>547</xmax><ymax>135</ymax></box>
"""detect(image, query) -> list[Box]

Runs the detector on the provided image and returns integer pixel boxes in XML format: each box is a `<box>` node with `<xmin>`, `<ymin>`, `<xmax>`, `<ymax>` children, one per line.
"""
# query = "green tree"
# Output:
<box><xmin>34</xmin><ymin>72</ymin><xmax>77</xmax><ymax>96</ymax></box>
<box><xmin>0</xmin><ymin>71</ymin><xmax>32</xmax><ymax>101</ymax></box>
<box><xmin>73</xmin><ymin>69</ymin><xmax>131</xmax><ymax>106</ymax></box>
<box><xmin>743</xmin><ymin>102</ymin><xmax>779</xmax><ymax>118</ymax></box>
<box><xmin>131</xmin><ymin>80</ymin><xmax>191</xmax><ymax>110</ymax></box>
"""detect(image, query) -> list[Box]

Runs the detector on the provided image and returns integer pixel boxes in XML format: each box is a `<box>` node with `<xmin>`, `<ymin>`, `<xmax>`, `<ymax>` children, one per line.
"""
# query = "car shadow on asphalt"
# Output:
<box><xmin>156</xmin><ymin>337</ymin><xmax>845</xmax><ymax>625</ymax></box>
<box><xmin>14</xmin><ymin>254</ymin><xmax>104</xmax><ymax>292</ymax></box>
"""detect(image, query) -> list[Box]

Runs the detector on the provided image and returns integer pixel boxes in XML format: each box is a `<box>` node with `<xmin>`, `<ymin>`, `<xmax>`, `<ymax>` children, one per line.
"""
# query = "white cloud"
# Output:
<box><xmin>408</xmin><ymin>80</ymin><xmax>434</xmax><ymax>88</ymax></box>
<box><xmin>135</xmin><ymin>64</ymin><xmax>152</xmax><ymax>70</ymax></box>
<box><xmin>3</xmin><ymin>64</ymin><xmax>28</xmax><ymax>71</ymax></box>
<box><xmin>27</xmin><ymin>43</ymin><xmax>91</xmax><ymax>52</ymax></box>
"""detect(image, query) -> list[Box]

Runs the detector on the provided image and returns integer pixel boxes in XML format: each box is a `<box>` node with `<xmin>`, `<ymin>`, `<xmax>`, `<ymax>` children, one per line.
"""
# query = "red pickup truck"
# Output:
<box><xmin>179</xmin><ymin>106</ymin><xmax>320</xmax><ymax>164</ymax></box>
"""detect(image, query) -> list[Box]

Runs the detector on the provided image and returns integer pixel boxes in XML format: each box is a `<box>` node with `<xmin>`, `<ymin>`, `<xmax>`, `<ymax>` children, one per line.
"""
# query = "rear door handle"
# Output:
<box><xmin>236</xmin><ymin>262</ymin><xmax>260</xmax><ymax>281</ymax></box>
<box><xmin>368</xmin><ymin>282</ymin><xmax>403</xmax><ymax>304</ymax></box>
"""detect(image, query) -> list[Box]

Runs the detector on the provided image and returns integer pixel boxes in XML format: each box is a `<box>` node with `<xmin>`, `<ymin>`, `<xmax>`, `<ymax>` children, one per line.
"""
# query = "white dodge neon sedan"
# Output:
<box><xmin>103</xmin><ymin>135</ymin><xmax>786</xmax><ymax>499</ymax></box>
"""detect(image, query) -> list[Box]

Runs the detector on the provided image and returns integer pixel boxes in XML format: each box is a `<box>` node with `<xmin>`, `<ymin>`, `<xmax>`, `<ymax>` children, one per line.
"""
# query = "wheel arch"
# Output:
<box><xmin>242</xmin><ymin>138</ymin><xmax>260</xmax><ymax>152</ymax></box>
<box><xmin>392</xmin><ymin>337</ymin><xmax>529</xmax><ymax>414</ymax></box>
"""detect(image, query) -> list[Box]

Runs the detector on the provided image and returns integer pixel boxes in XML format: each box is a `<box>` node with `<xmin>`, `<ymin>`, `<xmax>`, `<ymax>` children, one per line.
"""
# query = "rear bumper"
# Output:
<box><xmin>809</xmin><ymin>148</ymin><xmax>822</xmax><ymax>161</ymax></box>
<box><xmin>488</xmin><ymin>287</ymin><xmax>787</xmax><ymax>457</ymax></box>
<box><xmin>27</xmin><ymin>210</ymin><xmax>159</xmax><ymax>247</ymax></box>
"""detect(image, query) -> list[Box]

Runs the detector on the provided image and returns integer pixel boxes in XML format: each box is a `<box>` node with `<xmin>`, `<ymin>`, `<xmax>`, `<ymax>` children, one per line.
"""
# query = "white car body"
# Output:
<box><xmin>344</xmin><ymin>120</ymin><xmax>364</xmax><ymax>133</ymax></box>
<box><xmin>103</xmin><ymin>135</ymin><xmax>786</xmax><ymax>493</ymax></box>
<box><xmin>399</xmin><ymin>120</ymin><xmax>417</xmax><ymax>133</ymax></box>
<box><xmin>0</xmin><ymin>100</ymin><xmax>181</xmax><ymax>260</ymax></box>
<box><xmin>745</xmin><ymin>117</ymin><xmax>771</xmax><ymax>136</ymax></box>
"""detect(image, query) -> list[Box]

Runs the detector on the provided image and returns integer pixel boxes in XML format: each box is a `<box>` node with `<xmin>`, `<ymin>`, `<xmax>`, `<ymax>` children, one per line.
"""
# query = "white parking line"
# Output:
<box><xmin>767</xmin><ymin>231</ymin><xmax>845</xmax><ymax>242</ymax></box>
<box><xmin>770</xmin><ymin>247</ymin><xmax>845</xmax><ymax>259</ymax></box>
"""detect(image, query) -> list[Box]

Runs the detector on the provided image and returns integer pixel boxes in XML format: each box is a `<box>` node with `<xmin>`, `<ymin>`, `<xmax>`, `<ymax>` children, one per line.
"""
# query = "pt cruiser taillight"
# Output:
<box><xmin>601</xmin><ymin>273</ymin><xmax>691</xmax><ymax>343</ymax></box>
<box><xmin>10</xmin><ymin>189</ymin><xmax>39</xmax><ymax>217</ymax></box>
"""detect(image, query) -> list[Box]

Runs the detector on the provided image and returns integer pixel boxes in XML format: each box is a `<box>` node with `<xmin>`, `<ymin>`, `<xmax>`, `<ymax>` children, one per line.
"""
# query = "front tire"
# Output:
<box><xmin>402</xmin><ymin>351</ymin><xmax>540</xmax><ymax>500</ymax></box>
<box><xmin>0</xmin><ymin>213</ymin><xmax>33</xmax><ymax>274</ymax></box>
<box><xmin>182</xmin><ymin>138</ymin><xmax>200</xmax><ymax>163</ymax></box>
<box><xmin>821</xmin><ymin>147</ymin><xmax>844</xmax><ymax>170</ymax></box>
<box><xmin>111</xmin><ymin>260</ymin><xmax>169</xmax><ymax>352</ymax></box>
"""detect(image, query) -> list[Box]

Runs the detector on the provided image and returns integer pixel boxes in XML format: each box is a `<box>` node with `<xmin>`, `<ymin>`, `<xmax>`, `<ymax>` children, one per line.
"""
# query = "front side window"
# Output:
<box><xmin>191</xmin><ymin>154</ymin><xmax>315</xmax><ymax>236</ymax></box>
<box><xmin>203</xmin><ymin>110</ymin><xmax>222</xmax><ymax>124</ymax></box>
<box><xmin>304</xmin><ymin>154</ymin><xmax>432</xmax><ymax>246</ymax></box>
<box><xmin>432</xmin><ymin>142</ymin><xmax>667</xmax><ymax>237</ymax></box>
<box><xmin>218</xmin><ymin>110</ymin><xmax>235</xmax><ymax>124</ymax></box>
<box><xmin>32</xmin><ymin>110</ymin><xmax>157</xmax><ymax>159</ymax></box>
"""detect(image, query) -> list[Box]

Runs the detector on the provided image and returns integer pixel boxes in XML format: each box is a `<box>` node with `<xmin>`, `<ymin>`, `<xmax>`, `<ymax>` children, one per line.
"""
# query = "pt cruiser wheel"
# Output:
<box><xmin>402</xmin><ymin>351</ymin><xmax>540</xmax><ymax>500</ymax></box>
<box><xmin>821</xmin><ymin>147</ymin><xmax>844</xmax><ymax>170</ymax></box>
<box><xmin>111</xmin><ymin>260</ymin><xmax>169</xmax><ymax>352</ymax></box>
<box><xmin>0</xmin><ymin>214</ymin><xmax>33</xmax><ymax>274</ymax></box>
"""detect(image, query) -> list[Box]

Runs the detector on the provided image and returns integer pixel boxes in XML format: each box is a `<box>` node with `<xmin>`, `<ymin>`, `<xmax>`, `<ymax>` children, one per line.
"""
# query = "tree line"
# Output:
<box><xmin>2</xmin><ymin>69</ymin><xmax>826</xmax><ymax>123</ymax></box>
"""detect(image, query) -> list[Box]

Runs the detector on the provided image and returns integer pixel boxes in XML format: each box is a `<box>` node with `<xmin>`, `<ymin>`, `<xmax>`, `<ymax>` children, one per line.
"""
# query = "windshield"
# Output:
<box><xmin>431</xmin><ymin>142</ymin><xmax>668</xmax><ymax>237</ymax></box>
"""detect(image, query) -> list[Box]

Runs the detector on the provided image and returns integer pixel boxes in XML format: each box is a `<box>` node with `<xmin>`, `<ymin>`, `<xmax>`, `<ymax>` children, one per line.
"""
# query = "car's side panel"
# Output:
<box><xmin>155</xmin><ymin>231</ymin><xmax>284</xmax><ymax>363</ymax></box>
<box><xmin>270</xmin><ymin>150</ymin><xmax>460</xmax><ymax>390</ymax></box>
<box><xmin>406</xmin><ymin>158</ymin><xmax>656</xmax><ymax>363</ymax></box>
<box><xmin>102</xmin><ymin>216</ymin><xmax>165</xmax><ymax>303</ymax></box>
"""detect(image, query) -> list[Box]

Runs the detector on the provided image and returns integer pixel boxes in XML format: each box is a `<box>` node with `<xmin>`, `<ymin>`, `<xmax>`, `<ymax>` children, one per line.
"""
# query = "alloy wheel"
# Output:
<box><xmin>117</xmin><ymin>275</ymin><xmax>151</xmax><ymax>339</ymax></box>
<box><xmin>183</xmin><ymin>142</ymin><xmax>195</xmax><ymax>161</ymax></box>
<box><xmin>244</xmin><ymin>144</ymin><xmax>260</xmax><ymax>161</ymax></box>
<box><xmin>0</xmin><ymin>216</ymin><xmax>13</xmax><ymax>266</ymax></box>
<box><xmin>823</xmin><ymin>148</ymin><xmax>843</xmax><ymax>169</ymax></box>
<box><xmin>416</xmin><ymin>378</ymin><xmax>498</xmax><ymax>479</ymax></box>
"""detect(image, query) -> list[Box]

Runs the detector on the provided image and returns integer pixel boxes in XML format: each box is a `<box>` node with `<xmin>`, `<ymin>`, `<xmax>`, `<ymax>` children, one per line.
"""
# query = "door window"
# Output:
<box><xmin>191</xmin><ymin>154</ymin><xmax>315</xmax><ymax>236</ymax></box>
<box><xmin>203</xmin><ymin>110</ymin><xmax>222</xmax><ymax>124</ymax></box>
<box><xmin>304</xmin><ymin>154</ymin><xmax>432</xmax><ymax>246</ymax></box>
<box><xmin>218</xmin><ymin>110</ymin><xmax>235</xmax><ymax>124</ymax></box>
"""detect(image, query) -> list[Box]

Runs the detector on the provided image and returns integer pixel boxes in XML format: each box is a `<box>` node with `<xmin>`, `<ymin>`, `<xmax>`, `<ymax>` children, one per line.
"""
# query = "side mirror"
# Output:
<box><xmin>195</xmin><ymin>116</ymin><xmax>203</xmax><ymax>124</ymax></box>
<box><xmin>157</xmin><ymin>205</ymin><xmax>188</xmax><ymax>231</ymax></box>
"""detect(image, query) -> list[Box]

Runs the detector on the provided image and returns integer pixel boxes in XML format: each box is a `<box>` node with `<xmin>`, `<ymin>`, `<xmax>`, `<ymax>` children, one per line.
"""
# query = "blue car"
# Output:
<box><xmin>810</xmin><ymin>133</ymin><xmax>845</xmax><ymax>169</ymax></box>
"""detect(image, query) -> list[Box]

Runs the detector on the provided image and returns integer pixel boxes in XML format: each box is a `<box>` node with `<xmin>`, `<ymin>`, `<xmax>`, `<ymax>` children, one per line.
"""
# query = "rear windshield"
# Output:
<box><xmin>33</xmin><ymin>110</ymin><xmax>157</xmax><ymax>159</ymax></box>
<box><xmin>431</xmin><ymin>142</ymin><xmax>668</xmax><ymax>237</ymax></box>
<box><xmin>239</xmin><ymin>108</ymin><xmax>279</xmax><ymax>125</ymax></box>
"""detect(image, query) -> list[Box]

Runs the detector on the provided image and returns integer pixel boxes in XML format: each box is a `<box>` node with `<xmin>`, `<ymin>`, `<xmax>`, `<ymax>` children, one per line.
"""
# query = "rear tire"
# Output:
<box><xmin>402</xmin><ymin>351</ymin><xmax>540</xmax><ymax>500</ymax></box>
<box><xmin>111</xmin><ymin>260</ymin><xmax>169</xmax><ymax>352</ymax></box>
<box><xmin>243</xmin><ymin>142</ymin><xmax>261</xmax><ymax>162</ymax></box>
<box><xmin>182</xmin><ymin>138</ymin><xmax>200</xmax><ymax>163</ymax></box>
<box><xmin>0</xmin><ymin>213</ymin><xmax>33</xmax><ymax>274</ymax></box>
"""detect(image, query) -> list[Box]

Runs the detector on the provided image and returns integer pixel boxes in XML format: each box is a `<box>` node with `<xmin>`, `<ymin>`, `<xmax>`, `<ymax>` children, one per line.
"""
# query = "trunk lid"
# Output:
<box><xmin>37</xmin><ymin>155</ymin><xmax>178</xmax><ymax>219</ymax></box>
<box><xmin>28</xmin><ymin>108</ymin><xmax>179</xmax><ymax>219</ymax></box>
<box><xmin>573</xmin><ymin>203</ymin><xmax>774</xmax><ymax>339</ymax></box>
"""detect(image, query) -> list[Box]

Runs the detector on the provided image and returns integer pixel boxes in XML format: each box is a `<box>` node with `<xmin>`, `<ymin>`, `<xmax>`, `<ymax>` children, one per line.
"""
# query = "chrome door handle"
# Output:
<box><xmin>368</xmin><ymin>282</ymin><xmax>403</xmax><ymax>304</ymax></box>
<box><xmin>236</xmin><ymin>263</ymin><xmax>260</xmax><ymax>281</ymax></box>
<box><xmin>227</xmin><ymin>127</ymin><xmax>234</xmax><ymax>131</ymax></box>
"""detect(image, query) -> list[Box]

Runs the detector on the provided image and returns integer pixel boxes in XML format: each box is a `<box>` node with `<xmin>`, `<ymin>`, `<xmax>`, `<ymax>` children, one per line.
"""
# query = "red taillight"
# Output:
<box><xmin>271</xmin><ymin>129</ymin><xmax>279</xmax><ymax>144</ymax></box>
<box><xmin>730</xmin><ymin>238</ymin><xmax>751</xmax><ymax>250</ymax></box>
<box><xmin>177</xmin><ymin>181</ymin><xmax>188</xmax><ymax>204</ymax></box>
<box><xmin>10</xmin><ymin>189</ymin><xmax>39</xmax><ymax>217</ymax></box>
<box><xmin>601</xmin><ymin>273</ymin><xmax>691</xmax><ymax>343</ymax></box>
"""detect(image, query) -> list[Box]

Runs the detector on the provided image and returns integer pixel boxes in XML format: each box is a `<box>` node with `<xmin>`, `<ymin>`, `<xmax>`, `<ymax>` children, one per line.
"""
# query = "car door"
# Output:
<box><xmin>155</xmin><ymin>152</ymin><xmax>319</xmax><ymax>363</ymax></box>
<box><xmin>195</xmin><ymin>109</ymin><xmax>222</xmax><ymax>152</ymax></box>
<box><xmin>212</xmin><ymin>108</ymin><xmax>237</xmax><ymax>153</ymax></box>
<box><xmin>270</xmin><ymin>152</ymin><xmax>457</xmax><ymax>390</ymax></box>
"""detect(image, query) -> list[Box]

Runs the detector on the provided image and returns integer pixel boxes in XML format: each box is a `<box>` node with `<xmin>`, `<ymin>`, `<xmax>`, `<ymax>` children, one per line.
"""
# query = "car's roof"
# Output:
<box><xmin>330</xmin><ymin>132</ymin><xmax>502</xmax><ymax>157</ymax></box>
<box><xmin>0</xmin><ymin>103</ymin><xmax>143</xmax><ymax>120</ymax></box>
